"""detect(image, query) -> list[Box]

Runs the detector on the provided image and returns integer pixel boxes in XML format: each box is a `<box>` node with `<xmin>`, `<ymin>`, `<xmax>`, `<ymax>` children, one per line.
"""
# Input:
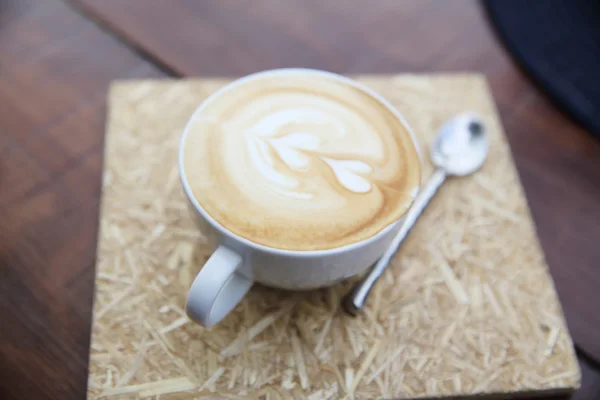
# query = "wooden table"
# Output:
<box><xmin>0</xmin><ymin>1</ymin><xmax>598</xmax><ymax>398</ymax></box>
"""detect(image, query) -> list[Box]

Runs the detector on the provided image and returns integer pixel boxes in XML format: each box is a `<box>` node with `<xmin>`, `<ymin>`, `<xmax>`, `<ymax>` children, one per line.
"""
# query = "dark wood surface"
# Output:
<box><xmin>0</xmin><ymin>0</ymin><xmax>598</xmax><ymax>399</ymax></box>
<box><xmin>0</xmin><ymin>0</ymin><xmax>164</xmax><ymax>398</ymax></box>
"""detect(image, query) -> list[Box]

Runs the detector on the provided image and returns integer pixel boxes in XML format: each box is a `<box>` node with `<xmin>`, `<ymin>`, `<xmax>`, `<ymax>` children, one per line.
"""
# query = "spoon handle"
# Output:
<box><xmin>342</xmin><ymin>168</ymin><xmax>448</xmax><ymax>315</ymax></box>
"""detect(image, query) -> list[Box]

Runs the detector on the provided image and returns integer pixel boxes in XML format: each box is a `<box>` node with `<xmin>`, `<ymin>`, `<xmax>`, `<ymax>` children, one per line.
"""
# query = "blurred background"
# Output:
<box><xmin>0</xmin><ymin>0</ymin><xmax>598</xmax><ymax>399</ymax></box>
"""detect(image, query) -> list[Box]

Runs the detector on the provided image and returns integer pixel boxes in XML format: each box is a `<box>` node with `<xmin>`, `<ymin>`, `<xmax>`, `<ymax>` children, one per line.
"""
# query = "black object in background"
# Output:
<box><xmin>485</xmin><ymin>0</ymin><xmax>600</xmax><ymax>138</ymax></box>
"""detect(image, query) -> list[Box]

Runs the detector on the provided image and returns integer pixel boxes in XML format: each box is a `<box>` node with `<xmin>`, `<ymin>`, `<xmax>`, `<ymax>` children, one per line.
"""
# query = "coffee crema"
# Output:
<box><xmin>182</xmin><ymin>70</ymin><xmax>420</xmax><ymax>250</ymax></box>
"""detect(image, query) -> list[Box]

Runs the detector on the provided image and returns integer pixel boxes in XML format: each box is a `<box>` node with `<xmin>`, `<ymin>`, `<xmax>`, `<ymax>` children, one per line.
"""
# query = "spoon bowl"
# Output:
<box><xmin>431</xmin><ymin>113</ymin><xmax>489</xmax><ymax>176</ymax></box>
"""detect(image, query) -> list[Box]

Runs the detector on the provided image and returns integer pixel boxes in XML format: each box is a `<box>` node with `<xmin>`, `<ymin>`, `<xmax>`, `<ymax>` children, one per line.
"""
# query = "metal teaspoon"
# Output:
<box><xmin>342</xmin><ymin>113</ymin><xmax>490</xmax><ymax>315</ymax></box>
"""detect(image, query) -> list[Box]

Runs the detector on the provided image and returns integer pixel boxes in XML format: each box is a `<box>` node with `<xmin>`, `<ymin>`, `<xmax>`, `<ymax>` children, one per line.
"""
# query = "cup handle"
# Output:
<box><xmin>185</xmin><ymin>246</ymin><xmax>252</xmax><ymax>326</ymax></box>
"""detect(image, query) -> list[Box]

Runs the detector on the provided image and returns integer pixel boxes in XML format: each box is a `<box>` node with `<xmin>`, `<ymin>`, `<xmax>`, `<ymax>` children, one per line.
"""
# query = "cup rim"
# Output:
<box><xmin>179</xmin><ymin>68</ymin><xmax>422</xmax><ymax>257</ymax></box>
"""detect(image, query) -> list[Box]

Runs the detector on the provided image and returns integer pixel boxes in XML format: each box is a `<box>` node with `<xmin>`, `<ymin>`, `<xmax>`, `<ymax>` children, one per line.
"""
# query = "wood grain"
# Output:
<box><xmin>73</xmin><ymin>0</ymin><xmax>600</xmax><ymax>364</ymax></box>
<box><xmin>0</xmin><ymin>0</ymin><xmax>164</xmax><ymax>399</ymax></box>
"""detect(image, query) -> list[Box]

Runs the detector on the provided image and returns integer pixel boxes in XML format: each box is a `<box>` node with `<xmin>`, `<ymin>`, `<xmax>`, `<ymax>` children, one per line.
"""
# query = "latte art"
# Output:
<box><xmin>182</xmin><ymin>71</ymin><xmax>421</xmax><ymax>250</ymax></box>
<box><xmin>246</xmin><ymin>109</ymin><xmax>379</xmax><ymax>198</ymax></box>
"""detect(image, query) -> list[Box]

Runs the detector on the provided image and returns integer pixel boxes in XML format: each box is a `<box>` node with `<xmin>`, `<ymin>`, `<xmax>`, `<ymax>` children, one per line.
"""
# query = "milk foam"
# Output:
<box><xmin>182</xmin><ymin>71</ymin><xmax>421</xmax><ymax>250</ymax></box>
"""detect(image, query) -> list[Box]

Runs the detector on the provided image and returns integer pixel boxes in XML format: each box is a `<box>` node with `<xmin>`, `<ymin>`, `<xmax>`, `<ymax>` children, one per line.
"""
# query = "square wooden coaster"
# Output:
<box><xmin>87</xmin><ymin>75</ymin><xmax>579</xmax><ymax>399</ymax></box>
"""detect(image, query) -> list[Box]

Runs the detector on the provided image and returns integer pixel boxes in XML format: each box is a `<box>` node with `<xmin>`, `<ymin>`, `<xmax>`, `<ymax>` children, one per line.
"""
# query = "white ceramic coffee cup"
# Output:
<box><xmin>179</xmin><ymin>69</ymin><xmax>421</xmax><ymax>326</ymax></box>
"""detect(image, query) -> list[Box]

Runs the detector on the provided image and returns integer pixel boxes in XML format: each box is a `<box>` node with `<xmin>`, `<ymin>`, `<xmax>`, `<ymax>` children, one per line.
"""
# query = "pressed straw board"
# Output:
<box><xmin>88</xmin><ymin>75</ymin><xmax>580</xmax><ymax>399</ymax></box>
